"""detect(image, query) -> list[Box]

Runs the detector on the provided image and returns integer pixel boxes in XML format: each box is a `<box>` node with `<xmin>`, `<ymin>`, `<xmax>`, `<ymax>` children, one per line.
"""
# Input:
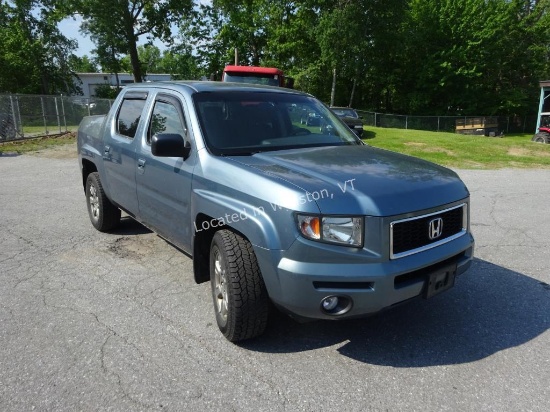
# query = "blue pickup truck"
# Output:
<box><xmin>78</xmin><ymin>81</ymin><xmax>474</xmax><ymax>342</ymax></box>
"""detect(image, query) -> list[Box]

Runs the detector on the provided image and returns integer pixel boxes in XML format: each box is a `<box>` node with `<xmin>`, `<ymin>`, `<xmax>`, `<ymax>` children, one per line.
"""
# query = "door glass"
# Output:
<box><xmin>116</xmin><ymin>98</ymin><xmax>146</xmax><ymax>138</ymax></box>
<box><xmin>149</xmin><ymin>100</ymin><xmax>187</xmax><ymax>144</ymax></box>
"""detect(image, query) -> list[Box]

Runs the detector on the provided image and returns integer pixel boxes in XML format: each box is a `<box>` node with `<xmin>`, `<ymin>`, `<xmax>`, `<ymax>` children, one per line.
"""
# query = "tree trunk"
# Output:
<box><xmin>349</xmin><ymin>78</ymin><xmax>356</xmax><ymax>107</ymax></box>
<box><xmin>330</xmin><ymin>68</ymin><xmax>337</xmax><ymax>107</ymax></box>
<box><xmin>123</xmin><ymin>7</ymin><xmax>142</xmax><ymax>82</ymax></box>
<box><xmin>128</xmin><ymin>40</ymin><xmax>142</xmax><ymax>83</ymax></box>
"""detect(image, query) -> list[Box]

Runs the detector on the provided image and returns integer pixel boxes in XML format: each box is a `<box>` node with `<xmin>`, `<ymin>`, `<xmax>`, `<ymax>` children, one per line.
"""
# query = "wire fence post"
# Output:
<box><xmin>60</xmin><ymin>95</ymin><xmax>67</xmax><ymax>132</ymax></box>
<box><xmin>40</xmin><ymin>97</ymin><xmax>48</xmax><ymax>135</ymax></box>
<box><xmin>9</xmin><ymin>95</ymin><xmax>19</xmax><ymax>137</ymax></box>
<box><xmin>54</xmin><ymin>97</ymin><xmax>61</xmax><ymax>134</ymax></box>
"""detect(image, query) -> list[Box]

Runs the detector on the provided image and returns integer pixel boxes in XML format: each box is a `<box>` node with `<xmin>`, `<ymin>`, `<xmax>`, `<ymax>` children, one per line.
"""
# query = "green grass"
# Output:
<box><xmin>363</xmin><ymin>126</ymin><xmax>550</xmax><ymax>169</ymax></box>
<box><xmin>20</xmin><ymin>125</ymin><xmax>79</xmax><ymax>135</ymax></box>
<box><xmin>2</xmin><ymin>127</ymin><xmax>550</xmax><ymax>169</ymax></box>
<box><xmin>0</xmin><ymin>133</ymin><xmax>76</xmax><ymax>155</ymax></box>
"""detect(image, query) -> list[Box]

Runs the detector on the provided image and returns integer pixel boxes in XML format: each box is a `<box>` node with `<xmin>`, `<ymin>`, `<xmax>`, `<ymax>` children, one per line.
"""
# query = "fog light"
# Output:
<box><xmin>322</xmin><ymin>296</ymin><xmax>339</xmax><ymax>311</ymax></box>
<box><xmin>320</xmin><ymin>295</ymin><xmax>353</xmax><ymax>315</ymax></box>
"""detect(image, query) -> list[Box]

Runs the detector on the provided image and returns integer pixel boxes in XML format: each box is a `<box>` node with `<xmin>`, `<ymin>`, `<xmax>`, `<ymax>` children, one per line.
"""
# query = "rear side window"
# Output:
<box><xmin>116</xmin><ymin>97</ymin><xmax>147</xmax><ymax>138</ymax></box>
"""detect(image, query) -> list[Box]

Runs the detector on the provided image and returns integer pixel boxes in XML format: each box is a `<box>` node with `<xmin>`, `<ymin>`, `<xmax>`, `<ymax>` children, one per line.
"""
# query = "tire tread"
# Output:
<box><xmin>86</xmin><ymin>172</ymin><xmax>121</xmax><ymax>232</ymax></box>
<box><xmin>213</xmin><ymin>230</ymin><xmax>269</xmax><ymax>342</ymax></box>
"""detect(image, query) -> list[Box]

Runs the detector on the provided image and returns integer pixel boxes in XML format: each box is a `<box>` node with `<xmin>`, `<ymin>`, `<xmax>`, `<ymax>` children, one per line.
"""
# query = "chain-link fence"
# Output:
<box><xmin>1</xmin><ymin>93</ymin><xmax>539</xmax><ymax>141</ymax></box>
<box><xmin>356</xmin><ymin>110</ymin><xmax>538</xmax><ymax>135</ymax></box>
<box><xmin>0</xmin><ymin>94</ymin><xmax>113</xmax><ymax>141</ymax></box>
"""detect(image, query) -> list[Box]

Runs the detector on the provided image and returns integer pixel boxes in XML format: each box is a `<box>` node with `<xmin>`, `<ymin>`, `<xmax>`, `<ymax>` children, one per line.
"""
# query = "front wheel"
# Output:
<box><xmin>533</xmin><ymin>132</ymin><xmax>549</xmax><ymax>143</ymax></box>
<box><xmin>85</xmin><ymin>172</ymin><xmax>121</xmax><ymax>232</ymax></box>
<box><xmin>210</xmin><ymin>230</ymin><xmax>269</xmax><ymax>342</ymax></box>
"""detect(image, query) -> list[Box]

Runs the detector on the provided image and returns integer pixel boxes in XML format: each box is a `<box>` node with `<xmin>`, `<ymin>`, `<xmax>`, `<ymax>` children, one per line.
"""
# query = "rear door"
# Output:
<box><xmin>135</xmin><ymin>91</ymin><xmax>196</xmax><ymax>252</ymax></box>
<box><xmin>103</xmin><ymin>91</ymin><xmax>148</xmax><ymax>216</ymax></box>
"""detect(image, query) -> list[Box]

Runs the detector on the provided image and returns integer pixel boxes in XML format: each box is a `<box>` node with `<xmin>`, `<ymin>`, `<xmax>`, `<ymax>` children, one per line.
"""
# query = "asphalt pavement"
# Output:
<box><xmin>0</xmin><ymin>149</ymin><xmax>549</xmax><ymax>411</ymax></box>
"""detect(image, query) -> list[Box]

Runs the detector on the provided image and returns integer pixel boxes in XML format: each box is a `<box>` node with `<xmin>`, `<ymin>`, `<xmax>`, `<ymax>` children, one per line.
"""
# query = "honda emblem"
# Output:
<box><xmin>428</xmin><ymin>217</ymin><xmax>443</xmax><ymax>240</ymax></box>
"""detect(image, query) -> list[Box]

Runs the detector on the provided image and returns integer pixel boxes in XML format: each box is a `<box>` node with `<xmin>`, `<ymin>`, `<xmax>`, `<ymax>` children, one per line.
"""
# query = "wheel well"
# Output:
<box><xmin>192</xmin><ymin>213</ymin><xmax>250</xmax><ymax>284</ymax></box>
<box><xmin>81</xmin><ymin>159</ymin><xmax>98</xmax><ymax>190</ymax></box>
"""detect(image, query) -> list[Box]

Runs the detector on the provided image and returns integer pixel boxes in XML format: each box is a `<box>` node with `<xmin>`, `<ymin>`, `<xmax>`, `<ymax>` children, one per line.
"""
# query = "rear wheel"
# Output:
<box><xmin>85</xmin><ymin>172</ymin><xmax>121</xmax><ymax>232</ymax></box>
<box><xmin>532</xmin><ymin>132</ymin><xmax>550</xmax><ymax>143</ymax></box>
<box><xmin>210</xmin><ymin>230</ymin><xmax>269</xmax><ymax>342</ymax></box>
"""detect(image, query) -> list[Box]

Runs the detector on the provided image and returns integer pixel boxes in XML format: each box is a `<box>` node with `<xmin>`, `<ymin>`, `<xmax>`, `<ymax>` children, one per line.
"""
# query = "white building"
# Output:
<box><xmin>75</xmin><ymin>73</ymin><xmax>172</xmax><ymax>98</ymax></box>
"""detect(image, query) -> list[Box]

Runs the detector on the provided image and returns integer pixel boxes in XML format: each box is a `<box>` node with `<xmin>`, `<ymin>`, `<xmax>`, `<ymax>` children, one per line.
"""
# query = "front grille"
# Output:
<box><xmin>391</xmin><ymin>204</ymin><xmax>465</xmax><ymax>258</ymax></box>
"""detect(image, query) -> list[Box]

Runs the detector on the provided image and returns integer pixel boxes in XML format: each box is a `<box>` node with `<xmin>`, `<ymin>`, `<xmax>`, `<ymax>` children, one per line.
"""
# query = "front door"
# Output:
<box><xmin>135</xmin><ymin>92</ymin><xmax>195</xmax><ymax>252</ymax></box>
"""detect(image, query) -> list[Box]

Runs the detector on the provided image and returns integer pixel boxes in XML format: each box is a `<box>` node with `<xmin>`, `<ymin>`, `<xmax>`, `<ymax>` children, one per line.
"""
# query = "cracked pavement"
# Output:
<box><xmin>0</xmin><ymin>151</ymin><xmax>549</xmax><ymax>411</ymax></box>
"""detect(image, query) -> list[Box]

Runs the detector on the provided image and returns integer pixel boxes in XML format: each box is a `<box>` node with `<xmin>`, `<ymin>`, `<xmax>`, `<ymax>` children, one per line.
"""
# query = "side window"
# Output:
<box><xmin>116</xmin><ymin>98</ymin><xmax>147</xmax><ymax>138</ymax></box>
<box><xmin>148</xmin><ymin>98</ymin><xmax>187</xmax><ymax>144</ymax></box>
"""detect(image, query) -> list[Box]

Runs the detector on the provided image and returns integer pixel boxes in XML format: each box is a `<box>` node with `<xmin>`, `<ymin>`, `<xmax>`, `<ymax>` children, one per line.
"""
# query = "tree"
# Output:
<box><xmin>399</xmin><ymin>0</ymin><xmax>550</xmax><ymax>115</ymax></box>
<box><xmin>0</xmin><ymin>0</ymin><xmax>79</xmax><ymax>94</ymax></box>
<box><xmin>120</xmin><ymin>45</ymin><xmax>162</xmax><ymax>75</ymax></box>
<box><xmin>213</xmin><ymin>0</ymin><xmax>269</xmax><ymax>66</ymax></box>
<box><xmin>175</xmin><ymin>2</ymin><xmax>236</xmax><ymax>80</ymax></box>
<box><xmin>93</xmin><ymin>83</ymin><xmax>120</xmax><ymax>98</ymax></box>
<box><xmin>158</xmin><ymin>47</ymin><xmax>202</xmax><ymax>80</ymax></box>
<box><xmin>69</xmin><ymin>55</ymin><xmax>98</xmax><ymax>72</ymax></box>
<box><xmin>57</xmin><ymin>0</ymin><xmax>193</xmax><ymax>82</ymax></box>
<box><xmin>94</xmin><ymin>0</ymin><xmax>547</xmax><ymax>116</ymax></box>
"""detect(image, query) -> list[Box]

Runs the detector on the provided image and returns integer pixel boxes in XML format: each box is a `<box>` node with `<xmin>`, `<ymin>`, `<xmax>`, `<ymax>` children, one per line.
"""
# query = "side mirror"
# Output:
<box><xmin>151</xmin><ymin>133</ymin><xmax>191</xmax><ymax>159</ymax></box>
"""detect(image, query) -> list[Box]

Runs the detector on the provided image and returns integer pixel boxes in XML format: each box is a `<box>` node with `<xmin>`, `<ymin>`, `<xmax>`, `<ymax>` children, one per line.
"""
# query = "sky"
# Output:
<box><xmin>58</xmin><ymin>16</ymin><xmax>95</xmax><ymax>57</ymax></box>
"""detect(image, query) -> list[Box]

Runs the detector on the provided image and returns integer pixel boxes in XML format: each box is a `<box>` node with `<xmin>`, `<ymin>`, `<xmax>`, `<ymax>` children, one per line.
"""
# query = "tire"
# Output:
<box><xmin>533</xmin><ymin>133</ymin><xmax>550</xmax><ymax>144</ymax></box>
<box><xmin>209</xmin><ymin>230</ymin><xmax>269</xmax><ymax>342</ymax></box>
<box><xmin>85</xmin><ymin>172</ymin><xmax>121</xmax><ymax>232</ymax></box>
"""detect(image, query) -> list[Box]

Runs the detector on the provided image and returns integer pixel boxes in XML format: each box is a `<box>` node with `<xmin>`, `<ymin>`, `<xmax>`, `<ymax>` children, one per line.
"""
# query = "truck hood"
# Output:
<box><xmin>231</xmin><ymin>145</ymin><xmax>468</xmax><ymax>216</ymax></box>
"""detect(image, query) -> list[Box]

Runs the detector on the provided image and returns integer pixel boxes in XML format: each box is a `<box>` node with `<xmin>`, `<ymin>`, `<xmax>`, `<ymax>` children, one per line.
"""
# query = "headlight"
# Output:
<box><xmin>296</xmin><ymin>215</ymin><xmax>363</xmax><ymax>247</ymax></box>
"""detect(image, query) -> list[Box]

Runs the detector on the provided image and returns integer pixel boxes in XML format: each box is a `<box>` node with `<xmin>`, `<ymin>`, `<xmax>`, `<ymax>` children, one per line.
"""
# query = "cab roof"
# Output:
<box><xmin>123</xmin><ymin>80</ymin><xmax>303</xmax><ymax>95</ymax></box>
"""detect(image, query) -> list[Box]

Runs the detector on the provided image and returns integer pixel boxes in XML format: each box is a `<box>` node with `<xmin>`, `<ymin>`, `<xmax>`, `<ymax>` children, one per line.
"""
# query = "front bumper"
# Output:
<box><xmin>255</xmin><ymin>232</ymin><xmax>474</xmax><ymax>320</ymax></box>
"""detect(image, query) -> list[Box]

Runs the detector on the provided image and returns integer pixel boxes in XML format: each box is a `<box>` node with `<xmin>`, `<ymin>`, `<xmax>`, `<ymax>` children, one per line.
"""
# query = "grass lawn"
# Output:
<box><xmin>0</xmin><ymin>133</ymin><xmax>76</xmax><ymax>155</ymax></box>
<box><xmin>20</xmin><ymin>125</ymin><xmax>79</xmax><ymax>135</ymax></box>
<box><xmin>2</xmin><ymin>127</ymin><xmax>550</xmax><ymax>169</ymax></box>
<box><xmin>363</xmin><ymin>126</ymin><xmax>550</xmax><ymax>169</ymax></box>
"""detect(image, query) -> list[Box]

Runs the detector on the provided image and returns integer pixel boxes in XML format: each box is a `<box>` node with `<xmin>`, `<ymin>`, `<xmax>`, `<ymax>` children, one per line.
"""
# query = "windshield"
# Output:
<box><xmin>223</xmin><ymin>73</ymin><xmax>280</xmax><ymax>87</ymax></box>
<box><xmin>194</xmin><ymin>92</ymin><xmax>361</xmax><ymax>155</ymax></box>
<box><xmin>332</xmin><ymin>108</ymin><xmax>358</xmax><ymax>118</ymax></box>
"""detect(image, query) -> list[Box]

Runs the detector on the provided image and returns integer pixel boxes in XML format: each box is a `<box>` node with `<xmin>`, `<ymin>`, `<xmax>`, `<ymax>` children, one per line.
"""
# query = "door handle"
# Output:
<box><xmin>104</xmin><ymin>145</ymin><xmax>111</xmax><ymax>155</ymax></box>
<box><xmin>137</xmin><ymin>158</ymin><xmax>146</xmax><ymax>174</ymax></box>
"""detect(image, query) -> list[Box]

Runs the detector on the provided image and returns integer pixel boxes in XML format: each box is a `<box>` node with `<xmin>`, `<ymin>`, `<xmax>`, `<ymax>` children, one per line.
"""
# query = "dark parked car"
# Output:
<box><xmin>0</xmin><ymin>113</ymin><xmax>16</xmax><ymax>140</ymax></box>
<box><xmin>300</xmin><ymin>110</ymin><xmax>323</xmax><ymax>126</ymax></box>
<box><xmin>331</xmin><ymin>107</ymin><xmax>364</xmax><ymax>137</ymax></box>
